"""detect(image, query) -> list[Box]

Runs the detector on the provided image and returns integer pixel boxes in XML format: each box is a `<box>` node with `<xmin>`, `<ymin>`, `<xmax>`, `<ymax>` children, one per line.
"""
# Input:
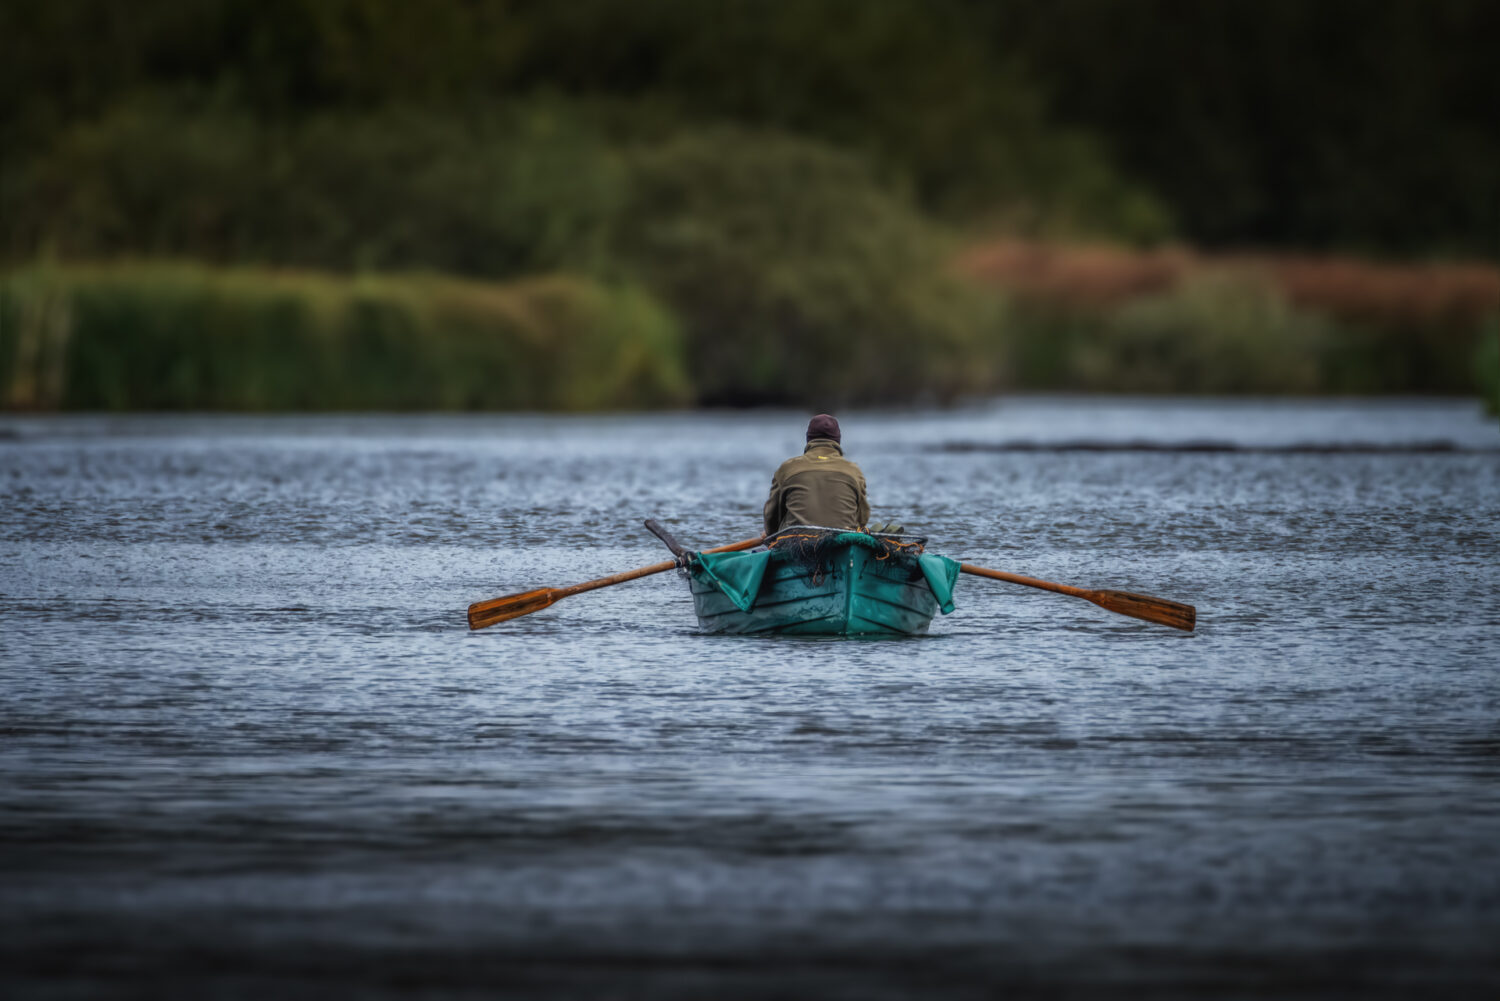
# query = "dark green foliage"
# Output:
<box><xmin>981</xmin><ymin>0</ymin><xmax>1500</xmax><ymax>256</ymax></box>
<box><xmin>499</xmin><ymin>0</ymin><xmax>1171</xmax><ymax>237</ymax></box>
<box><xmin>5</xmin><ymin>103</ymin><xmax>626</xmax><ymax>276</ymax></box>
<box><xmin>1</xmin><ymin>0</ymin><xmax>1493</xmax><ymax>409</ymax></box>
<box><xmin>0</xmin><ymin>0</ymin><xmax>1170</xmax><ymax>254</ymax></box>
<box><xmin>616</xmin><ymin>130</ymin><xmax>999</xmax><ymax>405</ymax></box>
<box><xmin>4</xmin><ymin>107</ymin><xmax>1000</xmax><ymax>407</ymax></box>
<box><xmin>4</xmin><ymin>0</ymin><xmax>1493</xmax><ymax>256</ymax></box>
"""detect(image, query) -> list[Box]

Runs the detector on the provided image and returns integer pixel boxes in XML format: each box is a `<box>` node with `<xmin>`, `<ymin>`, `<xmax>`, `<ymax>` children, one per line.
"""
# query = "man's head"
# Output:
<box><xmin>806</xmin><ymin>414</ymin><xmax>841</xmax><ymax>443</ymax></box>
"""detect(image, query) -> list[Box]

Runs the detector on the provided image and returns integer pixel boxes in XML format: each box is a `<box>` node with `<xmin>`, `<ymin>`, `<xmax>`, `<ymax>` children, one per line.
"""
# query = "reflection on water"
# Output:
<box><xmin>2</xmin><ymin>398</ymin><xmax>1499</xmax><ymax>997</ymax></box>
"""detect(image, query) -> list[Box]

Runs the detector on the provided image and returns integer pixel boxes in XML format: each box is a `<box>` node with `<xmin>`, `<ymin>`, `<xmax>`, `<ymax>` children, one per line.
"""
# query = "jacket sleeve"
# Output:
<box><xmin>763</xmin><ymin>471</ymin><xmax>783</xmax><ymax>536</ymax></box>
<box><xmin>855</xmin><ymin>469</ymin><xmax>870</xmax><ymax>530</ymax></box>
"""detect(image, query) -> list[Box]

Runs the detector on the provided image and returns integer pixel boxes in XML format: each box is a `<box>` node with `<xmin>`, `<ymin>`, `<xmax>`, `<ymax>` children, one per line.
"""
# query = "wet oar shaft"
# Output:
<box><xmin>467</xmin><ymin>535</ymin><xmax>764</xmax><ymax>630</ymax></box>
<box><xmin>960</xmin><ymin>565</ymin><xmax>1090</xmax><ymax>599</ymax></box>
<box><xmin>959</xmin><ymin>563</ymin><xmax>1196</xmax><ymax>631</ymax></box>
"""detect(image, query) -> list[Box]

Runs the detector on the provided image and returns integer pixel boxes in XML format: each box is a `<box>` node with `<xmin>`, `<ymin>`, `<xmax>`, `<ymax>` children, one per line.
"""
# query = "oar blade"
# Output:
<box><xmin>1088</xmin><ymin>590</ymin><xmax>1196</xmax><ymax>631</ymax></box>
<box><xmin>467</xmin><ymin>588</ymin><xmax>558</xmax><ymax>630</ymax></box>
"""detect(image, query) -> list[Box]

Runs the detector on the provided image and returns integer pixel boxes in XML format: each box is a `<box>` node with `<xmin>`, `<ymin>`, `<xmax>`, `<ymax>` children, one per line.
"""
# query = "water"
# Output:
<box><xmin>3</xmin><ymin>398</ymin><xmax>1499</xmax><ymax>998</ymax></box>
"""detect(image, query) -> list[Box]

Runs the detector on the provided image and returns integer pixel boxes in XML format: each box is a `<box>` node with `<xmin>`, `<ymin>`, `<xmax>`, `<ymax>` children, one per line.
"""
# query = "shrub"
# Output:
<box><xmin>4</xmin><ymin>102</ymin><xmax>626</xmax><ymax>277</ymax></box>
<box><xmin>617</xmin><ymin>129</ymin><xmax>999</xmax><ymax>405</ymax></box>
<box><xmin>1071</xmin><ymin>272</ymin><xmax>1336</xmax><ymax>394</ymax></box>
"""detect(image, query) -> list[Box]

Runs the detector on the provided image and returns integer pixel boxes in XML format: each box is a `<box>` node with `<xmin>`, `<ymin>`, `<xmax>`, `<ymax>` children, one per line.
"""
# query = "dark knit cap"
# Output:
<box><xmin>806</xmin><ymin>414</ymin><xmax>841</xmax><ymax>442</ymax></box>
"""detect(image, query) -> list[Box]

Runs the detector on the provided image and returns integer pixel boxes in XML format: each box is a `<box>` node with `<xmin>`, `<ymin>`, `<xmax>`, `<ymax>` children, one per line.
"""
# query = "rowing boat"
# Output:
<box><xmin>685</xmin><ymin>529</ymin><xmax>961</xmax><ymax>636</ymax></box>
<box><xmin>467</xmin><ymin>521</ymin><xmax>1194</xmax><ymax>633</ymax></box>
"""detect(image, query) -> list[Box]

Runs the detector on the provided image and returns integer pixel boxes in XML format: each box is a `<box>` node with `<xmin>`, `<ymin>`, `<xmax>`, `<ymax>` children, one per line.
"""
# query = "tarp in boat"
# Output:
<box><xmin>917</xmin><ymin>552</ymin><xmax>960</xmax><ymax>614</ymax></box>
<box><xmin>693</xmin><ymin>548</ymin><xmax>772</xmax><ymax>613</ymax></box>
<box><xmin>693</xmin><ymin>531</ymin><xmax>960</xmax><ymax>614</ymax></box>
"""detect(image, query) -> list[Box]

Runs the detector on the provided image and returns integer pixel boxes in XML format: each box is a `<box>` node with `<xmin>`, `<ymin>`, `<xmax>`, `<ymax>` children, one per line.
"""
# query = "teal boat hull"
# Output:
<box><xmin>688</xmin><ymin>539</ymin><xmax>943</xmax><ymax>636</ymax></box>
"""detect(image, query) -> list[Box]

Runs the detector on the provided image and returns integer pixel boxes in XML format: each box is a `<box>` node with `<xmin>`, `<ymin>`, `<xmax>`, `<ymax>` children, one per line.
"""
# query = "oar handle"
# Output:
<box><xmin>644</xmin><ymin>518</ymin><xmax>690</xmax><ymax>560</ymax></box>
<box><xmin>700</xmin><ymin>535</ymin><xmax>765</xmax><ymax>557</ymax></box>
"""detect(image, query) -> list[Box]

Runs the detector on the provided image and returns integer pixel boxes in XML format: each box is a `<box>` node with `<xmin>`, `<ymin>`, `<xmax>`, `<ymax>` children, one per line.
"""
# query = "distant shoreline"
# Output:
<box><xmin>4</xmin><ymin>254</ymin><xmax>1497</xmax><ymax>412</ymax></box>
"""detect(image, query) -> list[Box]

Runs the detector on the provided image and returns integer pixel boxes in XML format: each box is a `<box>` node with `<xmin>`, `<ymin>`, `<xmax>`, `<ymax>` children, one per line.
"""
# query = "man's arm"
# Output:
<box><xmin>763</xmin><ymin>472</ymin><xmax>783</xmax><ymax>536</ymax></box>
<box><xmin>855</xmin><ymin>470</ymin><xmax>870</xmax><ymax>529</ymax></box>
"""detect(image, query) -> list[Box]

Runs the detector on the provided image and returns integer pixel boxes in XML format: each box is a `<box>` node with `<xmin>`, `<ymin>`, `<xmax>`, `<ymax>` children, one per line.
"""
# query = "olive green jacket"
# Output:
<box><xmin>763</xmin><ymin>438</ymin><xmax>870</xmax><ymax>535</ymax></box>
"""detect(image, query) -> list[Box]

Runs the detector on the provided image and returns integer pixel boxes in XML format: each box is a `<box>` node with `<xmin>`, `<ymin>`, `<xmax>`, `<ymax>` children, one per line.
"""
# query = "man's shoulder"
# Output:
<box><xmin>779</xmin><ymin>452</ymin><xmax>863</xmax><ymax>476</ymax></box>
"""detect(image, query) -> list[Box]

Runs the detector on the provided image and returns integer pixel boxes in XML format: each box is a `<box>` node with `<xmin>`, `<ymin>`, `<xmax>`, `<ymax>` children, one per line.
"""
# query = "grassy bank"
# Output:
<box><xmin>3</xmin><ymin>249</ymin><xmax>1496</xmax><ymax>412</ymax></box>
<box><xmin>1480</xmin><ymin>317</ymin><xmax>1500</xmax><ymax>415</ymax></box>
<box><xmin>1</xmin><ymin>263</ymin><xmax>689</xmax><ymax>410</ymax></box>
<box><xmin>0</xmin><ymin>255</ymin><xmax>996</xmax><ymax>412</ymax></box>
<box><xmin>963</xmin><ymin>241</ymin><xmax>1500</xmax><ymax>398</ymax></box>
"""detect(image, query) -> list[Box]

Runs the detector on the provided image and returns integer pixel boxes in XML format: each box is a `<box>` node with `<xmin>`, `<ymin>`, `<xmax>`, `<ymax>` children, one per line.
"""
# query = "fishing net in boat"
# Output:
<box><xmin>691</xmin><ymin>527</ymin><xmax>960</xmax><ymax>616</ymax></box>
<box><xmin>765</xmin><ymin>527</ymin><xmax>927</xmax><ymax>583</ymax></box>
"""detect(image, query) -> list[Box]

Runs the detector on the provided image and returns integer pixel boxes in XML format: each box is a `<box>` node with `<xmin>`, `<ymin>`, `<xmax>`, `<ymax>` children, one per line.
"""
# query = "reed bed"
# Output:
<box><xmin>4</xmin><ymin>247</ymin><xmax>1496</xmax><ymax>411</ymax></box>
<box><xmin>961</xmin><ymin>240</ymin><xmax>1500</xmax><ymax>397</ymax></box>
<box><xmin>0</xmin><ymin>263</ymin><xmax>689</xmax><ymax>411</ymax></box>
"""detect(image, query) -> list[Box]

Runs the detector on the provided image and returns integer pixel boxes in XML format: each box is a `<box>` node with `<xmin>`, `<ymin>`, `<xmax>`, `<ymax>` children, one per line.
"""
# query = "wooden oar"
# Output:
<box><xmin>468</xmin><ymin>535</ymin><xmax>765</xmax><ymax>630</ymax></box>
<box><xmin>960</xmin><ymin>564</ymin><xmax>1196</xmax><ymax>631</ymax></box>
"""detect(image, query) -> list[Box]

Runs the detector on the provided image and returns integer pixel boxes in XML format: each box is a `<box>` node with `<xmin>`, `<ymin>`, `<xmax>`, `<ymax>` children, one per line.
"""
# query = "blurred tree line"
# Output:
<box><xmin>5</xmin><ymin>0</ymin><xmax>1494</xmax><ymax>257</ymax></box>
<box><xmin>983</xmin><ymin>0</ymin><xmax>1500</xmax><ymax>258</ymax></box>
<box><xmin>2</xmin><ymin>0</ymin><xmax>1496</xmax><ymax>408</ymax></box>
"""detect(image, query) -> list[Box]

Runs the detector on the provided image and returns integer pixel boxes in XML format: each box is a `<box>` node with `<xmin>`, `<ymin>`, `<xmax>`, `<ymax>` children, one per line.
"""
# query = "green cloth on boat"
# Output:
<box><xmin>694</xmin><ymin>537</ymin><xmax>961</xmax><ymax>616</ymax></box>
<box><xmin>918</xmin><ymin>553</ymin><xmax>961</xmax><ymax>614</ymax></box>
<box><xmin>693</xmin><ymin>549</ymin><xmax>772</xmax><ymax>612</ymax></box>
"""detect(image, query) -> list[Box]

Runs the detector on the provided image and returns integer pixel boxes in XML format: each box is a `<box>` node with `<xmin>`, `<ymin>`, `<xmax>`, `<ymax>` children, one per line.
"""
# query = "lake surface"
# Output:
<box><xmin>3</xmin><ymin>398</ymin><xmax>1499</xmax><ymax>998</ymax></box>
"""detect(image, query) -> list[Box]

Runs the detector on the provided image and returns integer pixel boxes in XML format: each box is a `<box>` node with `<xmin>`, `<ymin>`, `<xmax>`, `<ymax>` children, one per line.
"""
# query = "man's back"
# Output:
<box><xmin>763</xmin><ymin>416</ymin><xmax>869</xmax><ymax>535</ymax></box>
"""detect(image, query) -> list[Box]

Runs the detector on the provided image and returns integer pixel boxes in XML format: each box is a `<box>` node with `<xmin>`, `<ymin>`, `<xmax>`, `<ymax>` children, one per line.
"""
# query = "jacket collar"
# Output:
<box><xmin>804</xmin><ymin>438</ymin><xmax>844</xmax><ymax>456</ymax></box>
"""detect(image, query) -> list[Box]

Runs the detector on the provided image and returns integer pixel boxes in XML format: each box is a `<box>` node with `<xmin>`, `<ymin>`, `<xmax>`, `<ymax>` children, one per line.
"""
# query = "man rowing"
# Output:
<box><xmin>470</xmin><ymin>411</ymin><xmax>1194</xmax><ymax>632</ymax></box>
<box><xmin>763</xmin><ymin>414</ymin><xmax>870</xmax><ymax>536</ymax></box>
